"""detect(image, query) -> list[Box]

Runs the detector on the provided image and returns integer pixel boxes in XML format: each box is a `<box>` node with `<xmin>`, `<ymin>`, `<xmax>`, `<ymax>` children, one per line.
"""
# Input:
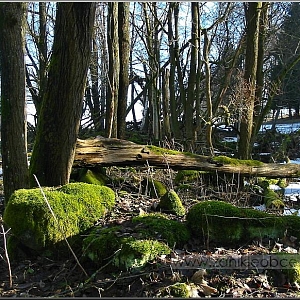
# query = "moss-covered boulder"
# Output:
<box><xmin>157</xmin><ymin>190</ymin><xmax>186</xmax><ymax>216</ymax></box>
<box><xmin>141</xmin><ymin>179</ymin><xmax>167</xmax><ymax>198</ymax></box>
<box><xmin>113</xmin><ymin>238</ymin><xmax>170</xmax><ymax>270</ymax></box>
<box><xmin>78</xmin><ymin>168</ymin><xmax>110</xmax><ymax>185</ymax></box>
<box><xmin>160</xmin><ymin>283</ymin><xmax>192</xmax><ymax>298</ymax></box>
<box><xmin>132</xmin><ymin>213</ymin><xmax>190</xmax><ymax>247</ymax></box>
<box><xmin>3</xmin><ymin>183</ymin><xmax>115</xmax><ymax>250</ymax></box>
<box><xmin>175</xmin><ymin>170</ymin><xmax>200</xmax><ymax>184</ymax></box>
<box><xmin>186</xmin><ymin>200</ymin><xmax>300</xmax><ymax>245</ymax></box>
<box><xmin>264</xmin><ymin>188</ymin><xmax>285</xmax><ymax>210</ymax></box>
<box><xmin>83</xmin><ymin>226</ymin><xmax>170</xmax><ymax>270</ymax></box>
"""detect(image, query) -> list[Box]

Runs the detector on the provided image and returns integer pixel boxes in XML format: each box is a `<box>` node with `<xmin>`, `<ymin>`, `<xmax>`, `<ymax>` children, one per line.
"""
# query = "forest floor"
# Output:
<box><xmin>2</xmin><ymin>117</ymin><xmax>300</xmax><ymax>298</ymax></box>
<box><xmin>1</xmin><ymin>166</ymin><xmax>300</xmax><ymax>299</ymax></box>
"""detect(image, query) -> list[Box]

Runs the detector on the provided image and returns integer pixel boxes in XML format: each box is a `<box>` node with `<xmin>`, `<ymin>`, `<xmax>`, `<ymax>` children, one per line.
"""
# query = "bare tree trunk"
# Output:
<box><xmin>162</xmin><ymin>68</ymin><xmax>171</xmax><ymax>140</ymax></box>
<box><xmin>238</xmin><ymin>2</ymin><xmax>262</xmax><ymax>159</ymax></box>
<box><xmin>29</xmin><ymin>3</ymin><xmax>96</xmax><ymax>187</ymax></box>
<box><xmin>203</xmin><ymin>29</ymin><xmax>214</xmax><ymax>156</ymax></box>
<box><xmin>117</xmin><ymin>2</ymin><xmax>130</xmax><ymax>139</ymax></box>
<box><xmin>0</xmin><ymin>2</ymin><xmax>29</xmax><ymax>203</ymax></box>
<box><xmin>106</xmin><ymin>2</ymin><xmax>119</xmax><ymax>138</ymax></box>
<box><xmin>185</xmin><ymin>3</ymin><xmax>199</xmax><ymax>151</ymax></box>
<box><xmin>167</xmin><ymin>3</ymin><xmax>180</xmax><ymax>140</ymax></box>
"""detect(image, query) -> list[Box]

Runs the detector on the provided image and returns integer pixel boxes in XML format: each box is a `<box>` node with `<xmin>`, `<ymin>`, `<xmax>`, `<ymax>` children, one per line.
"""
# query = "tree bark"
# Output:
<box><xmin>106</xmin><ymin>2</ymin><xmax>119</xmax><ymax>138</ymax></box>
<box><xmin>238</xmin><ymin>2</ymin><xmax>262</xmax><ymax>159</ymax></box>
<box><xmin>29</xmin><ymin>2</ymin><xmax>96</xmax><ymax>187</ymax></box>
<box><xmin>0</xmin><ymin>2</ymin><xmax>29</xmax><ymax>204</ymax></box>
<box><xmin>117</xmin><ymin>2</ymin><xmax>130</xmax><ymax>139</ymax></box>
<box><xmin>74</xmin><ymin>137</ymin><xmax>300</xmax><ymax>178</ymax></box>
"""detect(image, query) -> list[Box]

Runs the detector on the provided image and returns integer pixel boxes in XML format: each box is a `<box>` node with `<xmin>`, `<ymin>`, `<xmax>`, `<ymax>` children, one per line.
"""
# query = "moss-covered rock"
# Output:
<box><xmin>113</xmin><ymin>238</ymin><xmax>170</xmax><ymax>270</ymax></box>
<box><xmin>157</xmin><ymin>190</ymin><xmax>186</xmax><ymax>216</ymax></box>
<box><xmin>132</xmin><ymin>213</ymin><xmax>190</xmax><ymax>247</ymax></box>
<box><xmin>78</xmin><ymin>168</ymin><xmax>110</xmax><ymax>185</ymax></box>
<box><xmin>186</xmin><ymin>200</ymin><xmax>298</xmax><ymax>245</ymax></box>
<box><xmin>3</xmin><ymin>183</ymin><xmax>115</xmax><ymax>250</ymax></box>
<box><xmin>142</xmin><ymin>179</ymin><xmax>167</xmax><ymax>198</ymax></box>
<box><xmin>160</xmin><ymin>282</ymin><xmax>191</xmax><ymax>298</ymax></box>
<box><xmin>175</xmin><ymin>170</ymin><xmax>200</xmax><ymax>184</ymax></box>
<box><xmin>82</xmin><ymin>226</ymin><xmax>121</xmax><ymax>265</ymax></box>
<box><xmin>83</xmin><ymin>226</ymin><xmax>170</xmax><ymax>271</ymax></box>
<box><xmin>264</xmin><ymin>188</ymin><xmax>284</xmax><ymax>210</ymax></box>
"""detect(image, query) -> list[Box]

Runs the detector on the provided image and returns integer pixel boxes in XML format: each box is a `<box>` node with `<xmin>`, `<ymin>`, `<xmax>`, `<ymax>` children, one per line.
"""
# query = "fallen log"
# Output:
<box><xmin>73</xmin><ymin>137</ymin><xmax>300</xmax><ymax>178</ymax></box>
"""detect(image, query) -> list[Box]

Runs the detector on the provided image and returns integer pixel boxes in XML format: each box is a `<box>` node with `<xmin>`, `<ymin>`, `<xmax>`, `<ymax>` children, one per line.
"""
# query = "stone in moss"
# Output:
<box><xmin>3</xmin><ymin>183</ymin><xmax>115</xmax><ymax>250</ymax></box>
<box><xmin>157</xmin><ymin>190</ymin><xmax>186</xmax><ymax>216</ymax></box>
<box><xmin>78</xmin><ymin>168</ymin><xmax>110</xmax><ymax>185</ymax></box>
<box><xmin>113</xmin><ymin>238</ymin><xmax>170</xmax><ymax>270</ymax></box>
<box><xmin>82</xmin><ymin>226</ymin><xmax>121</xmax><ymax>265</ymax></box>
<box><xmin>186</xmin><ymin>200</ymin><xmax>292</xmax><ymax>245</ymax></box>
<box><xmin>133</xmin><ymin>213</ymin><xmax>190</xmax><ymax>247</ymax></box>
<box><xmin>264</xmin><ymin>188</ymin><xmax>284</xmax><ymax>210</ymax></box>
<box><xmin>142</xmin><ymin>179</ymin><xmax>167</xmax><ymax>198</ymax></box>
<box><xmin>160</xmin><ymin>282</ymin><xmax>191</xmax><ymax>298</ymax></box>
<box><xmin>175</xmin><ymin>170</ymin><xmax>200</xmax><ymax>184</ymax></box>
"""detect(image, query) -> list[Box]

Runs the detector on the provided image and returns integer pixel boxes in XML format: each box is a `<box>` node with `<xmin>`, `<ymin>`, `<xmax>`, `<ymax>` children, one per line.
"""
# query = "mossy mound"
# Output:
<box><xmin>186</xmin><ymin>200</ymin><xmax>298</xmax><ymax>245</ymax></box>
<box><xmin>132</xmin><ymin>213</ymin><xmax>190</xmax><ymax>247</ymax></box>
<box><xmin>82</xmin><ymin>226</ymin><xmax>121</xmax><ymax>265</ymax></box>
<box><xmin>157</xmin><ymin>190</ymin><xmax>186</xmax><ymax>216</ymax></box>
<box><xmin>175</xmin><ymin>170</ymin><xmax>201</xmax><ymax>184</ymax></box>
<box><xmin>78</xmin><ymin>168</ymin><xmax>110</xmax><ymax>185</ymax></box>
<box><xmin>160</xmin><ymin>282</ymin><xmax>191</xmax><ymax>298</ymax></box>
<box><xmin>264</xmin><ymin>188</ymin><xmax>284</xmax><ymax>210</ymax></box>
<box><xmin>113</xmin><ymin>238</ymin><xmax>170</xmax><ymax>270</ymax></box>
<box><xmin>142</xmin><ymin>179</ymin><xmax>167</xmax><ymax>198</ymax></box>
<box><xmin>3</xmin><ymin>183</ymin><xmax>115</xmax><ymax>250</ymax></box>
<box><xmin>83</xmin><ymin>226</ymin><xmax>171</xmax><ymax>271</ymax></box>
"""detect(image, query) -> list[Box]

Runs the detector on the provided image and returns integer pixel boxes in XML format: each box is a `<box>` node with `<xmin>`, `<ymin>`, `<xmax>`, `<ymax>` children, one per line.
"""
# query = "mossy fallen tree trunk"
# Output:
<box><xmin>73</xmin><ymin>137</ymin><xmax>300</xmax><ymax>178</ymax></box>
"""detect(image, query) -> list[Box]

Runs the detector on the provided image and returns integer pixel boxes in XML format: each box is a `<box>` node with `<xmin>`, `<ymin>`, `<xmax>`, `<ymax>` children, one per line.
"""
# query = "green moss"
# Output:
<box><xmin>158</xmin><ymin>190</ymin><xmax>186</xmax><ymax>216</ymax></box>
<box><xmin>78</xmin><ymin>169</ymin><xmax>107</xmax><ymax>185</ymax></box>
<box><xmin>113</xmin><ymin>238</ymin><xmax>170</xmax><ymax>270</ymax></box>
<box><xmin>212</xmin><ymin>155</ymin><xmax>264</xmax><ymax>166</ymax></box>
<box><xmin>133</xmin><ymin>213</ymin><xmax>190</xmax><ymax>247</ymax></box>
<box><xmin>82</xmin><ymin>226</ymin><xmax>121</xmax><ymax>265</ymax></box>
<box><xmin>147</xmin><ymin>145</ymin><xmax>198</xmax><ymax>158</ymax></box>
<box><xmin>175</xmin><ymin>170</ymin><xmax>200</xmax><ymax>184</ymax></box>
<box><xmin>161</xmin><ymin>283</ymin><xmax>191</xmax><ymax>298</ymax></box>
<box><xmin>264</xmin><ymin>188</ymin><xmax>284</xmax><ymax>210</ymax></box>
<box><xmin>186</xmin><ymin>200</ymin><xmax>291</xmax><ymax>245</ymax></box>
<box><xmin>142</xmin><ymin>179</ymin><xmax>167</xmax><ymax>198</ymax></box>
<box><xmin>3</xmin><ymin>183</ymin><xmax>115</xmax><ymax>250</ymax></box>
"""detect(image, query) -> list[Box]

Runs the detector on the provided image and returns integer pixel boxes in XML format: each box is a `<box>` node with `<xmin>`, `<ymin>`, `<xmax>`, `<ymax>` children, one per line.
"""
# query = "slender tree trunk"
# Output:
<box><xmin>117</xmin><ymin>2</ymin><xmax>130</xmax><ymax>139</ymax></box>
<box><xmin>167</xmin><ymin>3</ymin><xmax>180</xmax><ymax>139</ymax></box>
<box><xmin>106</xmin><ymin>2</ymin><xmax>119</xmax><ymax>138</ymax></box>
<box><xmin>162</xmin><ymin>68</ymin><xmax>171</xmax><ymax>140</ymax></box>
<box><xmin>89</xmin><ymin>38</ymin><xmax>101</xmax><ymax>131</ymax></box>
<box><xmin>0</xmin><ymin>2</ymin><xmax>29</xmax><ymax>203</ymax></box>
<box><xmin>252</xmin><ymin>2</ymin><xmax>269</xmax><ymax>140</ymax></box>
<box><xmin>238</xmin><ymin>2</ymin><xmax>262</xmax><ymax>159</ymax></box>
<box><xmin>185</xmin><ymin>2</ymin><xmax>199</xmax><ymax>150</ymax></box>
<box><xmin>203</xmin><ymin>29</ymin><xmax>214</xmax><ymax>155</ymax></box>
<box><xmin>29</xmin><ymin>3</ymin><xmax>96</xmax><ymax>187</ymax></box>
<box><xmin>37</xmin><ymin>2</ymin><xmax>47</xmax><ymax>118</ymax></box>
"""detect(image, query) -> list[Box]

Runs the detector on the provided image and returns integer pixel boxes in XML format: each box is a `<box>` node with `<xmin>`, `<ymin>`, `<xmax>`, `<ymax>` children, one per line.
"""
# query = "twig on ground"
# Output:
<box><xmin>0</xmin><ymin>216</ymin><xmax>12</xmax><ymax>288</ymax></box>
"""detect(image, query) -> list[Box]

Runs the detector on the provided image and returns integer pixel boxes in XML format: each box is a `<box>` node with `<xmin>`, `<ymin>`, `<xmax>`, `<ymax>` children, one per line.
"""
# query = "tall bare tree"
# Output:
<box><xmin>0</xmin><ymin>2</ymin><xmax>29</xmax><ymax>204</ymax></box>
<box><xmin>238</xmin><ymin>2</ymin><xmax>262</xmax><ymax>159</ymax></box>
<box><xmin>29</xmin><ymin>2</ymin><xmax>96</xmax><ymax>187</ymax></box>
